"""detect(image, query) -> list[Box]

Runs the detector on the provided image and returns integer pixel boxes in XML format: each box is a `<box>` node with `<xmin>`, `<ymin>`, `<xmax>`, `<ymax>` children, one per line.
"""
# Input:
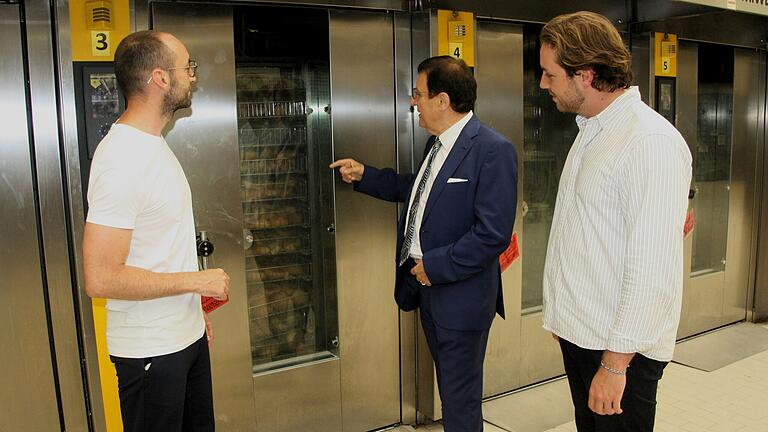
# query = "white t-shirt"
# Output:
<box><xmin>87</xmin><ymin>123</ymin><xmax>205</xmax><ymax>358</ymax></box>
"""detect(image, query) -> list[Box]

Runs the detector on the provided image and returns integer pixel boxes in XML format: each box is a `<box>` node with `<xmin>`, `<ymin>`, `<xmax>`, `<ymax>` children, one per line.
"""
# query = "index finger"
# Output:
<box><xmin>329</xmin><ymin>159</ymin><xmax>352</xmax><ymax>169</ymax></box>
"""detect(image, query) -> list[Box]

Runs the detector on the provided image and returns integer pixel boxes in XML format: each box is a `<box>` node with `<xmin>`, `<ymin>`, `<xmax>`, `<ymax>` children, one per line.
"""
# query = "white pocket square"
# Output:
<box><xmin>447</xmin><ymin>178</ymin><xmax>468</xmax><ymax>183</ymax></box>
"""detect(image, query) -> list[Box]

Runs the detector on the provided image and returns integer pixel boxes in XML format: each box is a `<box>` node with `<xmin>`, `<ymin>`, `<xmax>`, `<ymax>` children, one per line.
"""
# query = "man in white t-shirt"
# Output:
<box><xmin>83</xmin><ymin>30</ymin><xmax>228</xmax><ymax>432</ymax></box>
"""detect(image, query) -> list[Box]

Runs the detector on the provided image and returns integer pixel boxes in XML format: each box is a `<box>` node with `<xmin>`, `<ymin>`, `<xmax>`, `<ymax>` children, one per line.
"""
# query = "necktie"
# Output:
<box><xmin>399</xmin><ymin>137</ymin><xmax>442</xmax><ymax>266</ymax></box>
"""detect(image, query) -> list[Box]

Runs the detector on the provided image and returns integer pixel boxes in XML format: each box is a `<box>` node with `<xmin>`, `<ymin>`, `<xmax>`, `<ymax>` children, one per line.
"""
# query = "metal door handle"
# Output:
<box><xmin>196</xmin><ymin>230</ymin><xmax>214</xmax><ymax>270</ymax></box>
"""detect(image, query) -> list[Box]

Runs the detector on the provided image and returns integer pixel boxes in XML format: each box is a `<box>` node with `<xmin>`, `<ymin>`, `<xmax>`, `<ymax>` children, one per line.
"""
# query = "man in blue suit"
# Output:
<box><xmin>331</xmin><ymin>56</ymin><xmax>517</xmax><ymax>431</ymax></box>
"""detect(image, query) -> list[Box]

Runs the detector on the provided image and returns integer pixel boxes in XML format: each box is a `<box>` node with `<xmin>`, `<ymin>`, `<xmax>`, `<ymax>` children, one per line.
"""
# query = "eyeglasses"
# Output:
<box><xmin>146</xmin><ymin>60</ymin><xmax>198</xmax><ymax>84</ymax></box>
<box><xmin>168</xmin><ymin>60</ymin><xmax>198</xmax><ymax>77</ymax></box>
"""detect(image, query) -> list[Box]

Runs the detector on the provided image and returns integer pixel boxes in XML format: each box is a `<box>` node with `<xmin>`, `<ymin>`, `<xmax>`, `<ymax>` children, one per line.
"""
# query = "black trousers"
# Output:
<box><xmin>110</xmin><ymin>334</ymin><xmax>214</xmax><ymax>432</ymax></box>
<box><xmin>559</xmin><ymin>338</ymin><xmax>667</xmax><ymax>432</ymax></box>
<box><xmin>419</xmin><ymin>283</ymin><xmax>490</xmax><ymax>432</ymax></box>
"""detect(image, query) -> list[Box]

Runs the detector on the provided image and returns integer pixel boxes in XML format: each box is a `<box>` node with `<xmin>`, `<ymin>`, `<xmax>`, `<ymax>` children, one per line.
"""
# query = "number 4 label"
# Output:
<box><xmin>91</xmin><ymin>31</ymin><xmax>111</xmax><ymax>57</ymax></box>
<box><xmin>449</xmin><ymin>42</ymin><xmax>463</xmax><ymax>60</ymax></box>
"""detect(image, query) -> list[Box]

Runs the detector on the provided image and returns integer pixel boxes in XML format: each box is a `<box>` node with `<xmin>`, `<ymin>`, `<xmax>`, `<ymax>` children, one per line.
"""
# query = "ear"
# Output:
<box><xmin>146</xmin><ymin>69</ymin><xmax>169</xmax><ymax>88</ymax></box>
<box><xmin>578</xmin><ymin>69</ymin><xmax>595</xmax><ymax>88</ymax></box>
<box><xmin>438</xmin><ymin>92</ymin><xmax>451</xmax><ymax>111</ymax></box>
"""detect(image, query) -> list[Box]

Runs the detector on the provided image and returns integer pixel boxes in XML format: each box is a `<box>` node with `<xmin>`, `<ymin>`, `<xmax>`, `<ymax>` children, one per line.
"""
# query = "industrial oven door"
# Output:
<box><xmin>677</xmin><ymin>42</ymin><xmax>758</xmax><ymax>339</ymax></box>
<box><xmin>151</xmin><ymin>3</ymin><xmax>400</xmax><ymax>431</ymax></box>
<box><xmin>1</xmin><ymin>3</ymin><xmax>63</xmax><ymax>430</ymax></box>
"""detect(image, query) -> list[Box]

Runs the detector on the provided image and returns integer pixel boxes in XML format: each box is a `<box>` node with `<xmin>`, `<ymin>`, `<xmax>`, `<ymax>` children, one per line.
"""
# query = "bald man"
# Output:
<box><xmin>83</xmin><ymin>30</ymin><xmax>227</xmax><ymax>432</ymax></box>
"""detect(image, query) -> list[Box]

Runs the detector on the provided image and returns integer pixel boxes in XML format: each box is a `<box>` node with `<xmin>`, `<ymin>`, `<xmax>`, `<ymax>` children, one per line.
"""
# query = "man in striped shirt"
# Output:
<box><xmin>539</xmin><ymin>11</ymin><xmax>692</xmax><ymax>432</ymax></box>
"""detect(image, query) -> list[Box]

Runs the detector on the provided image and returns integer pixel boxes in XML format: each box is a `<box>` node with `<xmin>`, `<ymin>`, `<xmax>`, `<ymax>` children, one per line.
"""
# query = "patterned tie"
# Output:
<box><xmin>399</xmin><ymin>137</ymin><xmax>443</xmax><ymax>266</ymax></box>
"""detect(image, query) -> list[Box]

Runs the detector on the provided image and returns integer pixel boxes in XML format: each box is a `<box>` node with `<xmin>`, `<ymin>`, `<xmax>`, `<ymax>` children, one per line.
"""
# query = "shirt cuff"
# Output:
<box><xmin>606</xmin><ymin>332</ymin><xmax>649</xmax><ymax>354</ymax></box>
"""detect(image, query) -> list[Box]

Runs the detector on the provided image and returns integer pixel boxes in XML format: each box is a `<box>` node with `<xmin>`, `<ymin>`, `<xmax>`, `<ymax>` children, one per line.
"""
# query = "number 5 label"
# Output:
<box><xmin>91</xmin><ymin>31</ymin><xmax>111</xmax><ymax>57</ymax></box>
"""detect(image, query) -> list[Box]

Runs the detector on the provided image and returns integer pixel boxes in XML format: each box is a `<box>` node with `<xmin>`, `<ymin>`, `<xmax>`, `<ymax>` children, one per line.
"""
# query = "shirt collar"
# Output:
<box><xmin>576</xmin><ymin>86</ymin><xmax>640</xmax><ymax>130</ymax></box>
<box><xmin>437</xmin><ymin>110</ymin><xmax>474</xmax><ymax>152</ymax></box>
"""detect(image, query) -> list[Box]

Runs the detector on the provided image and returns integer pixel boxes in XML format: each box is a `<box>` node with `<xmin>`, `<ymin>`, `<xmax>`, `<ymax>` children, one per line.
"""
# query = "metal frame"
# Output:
<box><xmin>754</xmin><ymin>53</ymin><xmax>768</xmax><ymax>322</ymax></box>
<box><xmin>2</xmin><ymin>3</ymin><xmax>65</xmax><ymax>430</ymax></box>
<box><xmin>474</xmin><ymin>19</ymin><xmax>526</xmax><ymax>396</ymax></box>
<box><xmin>724</xmin><ymin>47</ymin><xmax>761</xmax><ymax>323</ymax></box>
<box><xmin>25</xmin><ymin>0</ymin><xmax>91</xmax><ymax>429</ymax></box>
<box><xmin>55</xmin><ymin>1</ymin><xmax>110</xmax><ymax>429</ymax></box>
<box><xmin>394</xmin><ymin>9</ymin><xmax>418</xmax><ymax>425</ymax></box>
<box><xmin>744</xmin><ymin>51</ymin><xmax>766</xmax><ymax>324</ymax></box>
<box><xmin>409</xmin><ymin>8</ymin><xmax>439</xmax><ymax>421</ymax></box>
<box><xmin>329</xmin><ymin>9</ymin><xmax>402</xmax><ymax>430</ymax></box>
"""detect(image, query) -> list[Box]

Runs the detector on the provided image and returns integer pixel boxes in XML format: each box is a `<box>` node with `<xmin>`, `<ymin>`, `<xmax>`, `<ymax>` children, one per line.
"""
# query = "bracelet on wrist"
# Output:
<box><xmin>599</xmin><ymin>360</ymin><xmax>628</xmax><ymax>376</ymax></box>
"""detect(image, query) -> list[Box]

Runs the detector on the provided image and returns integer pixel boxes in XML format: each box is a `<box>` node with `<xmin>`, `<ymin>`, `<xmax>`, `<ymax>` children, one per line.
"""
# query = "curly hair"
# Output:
<box><xmin>540</xmin><ymin>11</ymin><xmax>632</xmax><ymax>92</ymax></box>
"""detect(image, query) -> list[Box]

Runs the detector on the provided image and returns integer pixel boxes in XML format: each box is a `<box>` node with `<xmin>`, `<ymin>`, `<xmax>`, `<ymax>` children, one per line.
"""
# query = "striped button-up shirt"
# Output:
<box><xmin>542</xmin><ymin>87</ymin><xmax>692</xmax><ymax>361</ymax></box>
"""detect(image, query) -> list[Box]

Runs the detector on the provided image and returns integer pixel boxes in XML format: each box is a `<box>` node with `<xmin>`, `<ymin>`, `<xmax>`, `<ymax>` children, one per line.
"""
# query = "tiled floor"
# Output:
<box><xmin>410</xmin><ymin>343</ymin><xmax>768</xmax><ymax>432</ymax></box>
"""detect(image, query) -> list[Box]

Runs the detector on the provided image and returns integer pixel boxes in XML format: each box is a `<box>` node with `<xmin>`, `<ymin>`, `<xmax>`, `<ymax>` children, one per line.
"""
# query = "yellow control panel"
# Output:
<box><xmin>69</xmin><ymin>0</ymin><xmax>130</xmax><ymax>61</ymax></box>
<box><xmin>654</xmin><ymin>32</ymin><xmax>678</xmax><ymax>77</ymax></box>
<box><xmin>437</xmin><ymin>10</ymin><xmax>475</xmax><ymax>67</ymax></box>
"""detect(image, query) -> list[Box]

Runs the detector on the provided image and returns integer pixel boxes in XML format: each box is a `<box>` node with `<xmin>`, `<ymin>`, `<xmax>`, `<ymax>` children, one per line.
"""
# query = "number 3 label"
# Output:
<box><xmin>91</xmin><ymin>31</ymin><xmax>111</xmax><ymax>57</ymax></box>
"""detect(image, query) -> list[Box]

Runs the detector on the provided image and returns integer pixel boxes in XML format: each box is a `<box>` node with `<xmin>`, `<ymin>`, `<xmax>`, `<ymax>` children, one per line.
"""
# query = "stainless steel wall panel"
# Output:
<box><xmin>152</xmin><ymin>4</ymin><xmax>259</xmax><ymax>430</ymax></box>
<box><xmin>753</xmin><ymin>52</ymin><xmax>768</xmax><ymax>322</ymax></box>
<box><xmin>518</xmin><ymin>314</ymin><xmax>563</xmax><ymax>385</ymax></box>
<box><xmin>724</xmin><ymin>48</ymin><xmax>760</xmax><ymax>322</ymax></box>
<box><xmin>676</xmin><ymin>41</ymin><xmax>703</xmax><ymax>339</ymax></box>
<box><xmin>394</xmin><ymin>9</ymin><xmax>418</xmax><ymax>425</ymax></box>
<box><xmin>745</xmin><ymin>52</ymin><xmax>765</xmax><ymax>324</ymax></box>
<box><xmin>411</xmin><ymin>9</ymin><xmax>437</xmax><ymax>159</ymax></box>
<box><xmin>0</xmin><ymin>3</ymin><xmax>61</xmax><ymax>431</ymax></box>
<box><xmin>395</xmin><ymin>11</ymin><xmax>416</xmax><ymax>176</ymax></box>
<box><xmin>25</xmin><ymin>1</ymin><xmax>89</xmax><ymax>429</ymax></box>
<box><xmin>55</xmin><ymin>0</ymin><xmax>107</xmax><ymax>429</ymax></box>
<box><xmin>153</xmin><ymin>0</ymin><xmax>407</xmax><ymax>11</ymax></box>
<box><xmin>630</xmin><ymin>33</ymin><xmax>653</xmax><ymax>104</ymax></box>
<box><xmin>329</xmin><ymin>9</ymin><xmax>401</xmax><ymax>431</ymax></box>
<box><xmin>134</xmin><ymin>0</ymin><xmax>150</xmax><ymax>30</ymax></box>
<box><xmin>635</xmin><ymin>0</ymin><xmax>722</xmax><ymax>22</ymax></box>
<box><xmin>253</xmin><ymin>359</ymin><xmax>342</xmax><ymax>432</ymax></box>
<box><xmin>474</xmin><ymin>20</ymin><xmax>524</xmax><ymax>397</ymax></box>
<box><xmin>681</xmin><ymin>271</ymin><xmax>727</xmax><ymax>337</ymax></box>
<box><xmin>675</xmin><ymin>41</ymin><xmax>698</xmax><ymax>151</ymax></box>
<box><xmin>409</xmin><ymin>11</ymin><xmax>439</xmax><ymax>421</ymax></box>
<box><xmin>633</xmin><ymin>11</ymin><xmax>768</xmax><ymax>50</ymax></box>
<box><xmin>426</xmin><ymin>0</ymin><xmax>627</xmax><ymax>26</ymax></box>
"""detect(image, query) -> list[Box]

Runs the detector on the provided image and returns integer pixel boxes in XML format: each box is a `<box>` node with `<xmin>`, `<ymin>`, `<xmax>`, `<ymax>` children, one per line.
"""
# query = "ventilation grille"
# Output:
<box><xmin>91</xmin><ymin>6</ymin><xmax>111</xmax><ymax>24</ymax></box>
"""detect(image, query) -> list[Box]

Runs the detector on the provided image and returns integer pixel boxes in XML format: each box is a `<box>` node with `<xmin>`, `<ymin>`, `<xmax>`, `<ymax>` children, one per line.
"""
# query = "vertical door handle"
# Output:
<box><xmin>196</xmin><ymin>230</ymin><xmax>215</xmax><ymax>270</ymax></box>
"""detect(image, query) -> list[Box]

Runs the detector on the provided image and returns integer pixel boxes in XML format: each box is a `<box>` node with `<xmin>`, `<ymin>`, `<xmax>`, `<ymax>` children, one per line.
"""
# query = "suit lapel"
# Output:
<box><xmin>421</xmin><ymin>116</ymin><xmax>480</xmax><ymax>224</ymax></box>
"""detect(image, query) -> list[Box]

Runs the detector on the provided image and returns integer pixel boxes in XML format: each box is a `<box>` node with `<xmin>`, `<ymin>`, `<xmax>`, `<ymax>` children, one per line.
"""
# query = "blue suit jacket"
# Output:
<box><xmin>354</xmin><ymin>115</ymin><xmax>518</xmax><ymax>331</ymax></box>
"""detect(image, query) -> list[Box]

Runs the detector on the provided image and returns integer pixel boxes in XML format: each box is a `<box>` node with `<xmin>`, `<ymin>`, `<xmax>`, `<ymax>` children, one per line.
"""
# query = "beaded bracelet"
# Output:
<box><xmin>600</xmin><ymin>360</ymin><xmax>628</xmax><ymax>376</ymax></box>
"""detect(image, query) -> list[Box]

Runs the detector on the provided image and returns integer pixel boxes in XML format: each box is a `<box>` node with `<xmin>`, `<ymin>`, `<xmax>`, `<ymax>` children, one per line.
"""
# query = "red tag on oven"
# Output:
<box><xmin>201</xmin><ymin>296</ymin><xmax>228</xmax><ymax>313</ymax></box>
<box><xmin>683</xmin><ymin>208</ymin><xmax>694</xmax><ymax>238</ymax></box>
<box><xmin>499</xmin><ymin>232</ymin><xmax>520</xmax><ymax>273</ymax></box>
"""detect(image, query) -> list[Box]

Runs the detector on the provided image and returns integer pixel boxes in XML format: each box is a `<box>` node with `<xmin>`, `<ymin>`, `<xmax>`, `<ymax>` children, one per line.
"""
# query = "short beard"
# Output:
<box><xmin>555</xmin><ymin>80</ymin><xmax>585</xmax><ymax>114</ymax></box>
<box><xmin>161</xmin><ymin>75</ymin><xmax>191</xmax><ymax>117</ymax></box>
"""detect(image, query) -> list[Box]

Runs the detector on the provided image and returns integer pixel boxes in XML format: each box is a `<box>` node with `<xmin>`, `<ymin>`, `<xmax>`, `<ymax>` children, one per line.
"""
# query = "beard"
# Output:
<box><xmin>552</xmin><ymin>80</ymin><xmax>585</xmax><ymax>114</ymax></box>
<box><xmin>161</xmin><ymin>75</ymin><xmax>192</xmax><ymax>116</ymax></box>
